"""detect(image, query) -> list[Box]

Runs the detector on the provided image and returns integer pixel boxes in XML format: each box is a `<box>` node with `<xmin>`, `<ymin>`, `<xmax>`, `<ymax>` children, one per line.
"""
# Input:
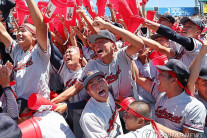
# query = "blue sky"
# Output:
<box><xmin>34</xmin><ymin>0</ymin><xmax>195</xmax><ymax>7</ymax></box>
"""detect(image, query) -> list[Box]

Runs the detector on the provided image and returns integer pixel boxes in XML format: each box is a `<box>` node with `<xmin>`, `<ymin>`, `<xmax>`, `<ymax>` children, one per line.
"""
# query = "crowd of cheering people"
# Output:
<box><xmin>1</xmin><ymin>0</ymin><xmax>207</xmax><ymax>137</ymax></box>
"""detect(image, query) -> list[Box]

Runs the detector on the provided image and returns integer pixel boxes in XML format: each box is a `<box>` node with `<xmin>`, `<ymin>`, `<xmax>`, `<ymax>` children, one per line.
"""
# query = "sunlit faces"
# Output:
<box><xmin>123</xmin><ymin>111</ymin><xmax>139</xmax><ymax>131</ymax></box>
<box><xmin>157</xmin><ymin>71</ymin><xmax>173</xmax><ymax>92</ymax></box>
<box><xmin>196</xmin><ymin>79</ymin><xmax>207</xmax><ymax>102</ymax></box>
<box><xmin>87</xmin><ymin>76</ymin><xmax>109</xmax><ymax>102</ymax></box>
<box><xmin>64</xmin><ymin>48</ymin><xmax>82</xmax><ymax>68</ymax></box>
<box><xmin>16</xmin><ymin>27</ymin><xmax>34</xmax><ymax>51</ymax></box>
<box><xmin>94</xmin><ymin>38</ymin><xmax>115</xmax><ymax>59</ymax></box>
<box><xmin>181</xmin><ymin>21</ymin><xmax>200</xmax><ymax>38</ymax></box>
<box><xmin>154</xmin><ymin>37</ymin><xmax>169</xmax><ymax>47</ymax></box>
<box><xmin>158</xmin><ymin>18</ymin><xmax>173</xmax><ymax>28</ymax></box>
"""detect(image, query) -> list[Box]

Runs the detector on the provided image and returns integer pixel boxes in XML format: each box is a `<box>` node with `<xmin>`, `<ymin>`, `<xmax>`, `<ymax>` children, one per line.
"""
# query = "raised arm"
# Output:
<box><xmin>51</xmin><ymin>81</ymin><xmax>84</xmax><ymax>103</ymax></box>
<box><xmin>187</xmin><ymin>41</ymin><xmax>207</xmax><ymax>94</ymax></box>
<box><xmin>132</xmin><ymin>61</ymin><xmax>153</xmax><ymax>92</ymax></box>
<box><xmin>77</xmin><ymin>6</ymin><xmax>98</xmax><ymax>34</ymax></box>
<box><xmin>140</xmin><ymin>36</ymin><xmax>176</xmax><ymax>58</ymax></box>
<box><xmin>25</xmin><ymin>0</ymin><xmax>47</xmax><ymax>51</ymax></box>
<box><xmin>144</xmin><ymin>19</ymin><xmax>194</xmax><ymax>51</ymax></box>
<box><xmin>93</xmin><ymin>17</ymin><xmax>144</xmax><ymax>56</ymax></box>
<box><xmin>0</xmin><ymin>22</ymin><xmax>12</xmax><ymax>50</ymax></box>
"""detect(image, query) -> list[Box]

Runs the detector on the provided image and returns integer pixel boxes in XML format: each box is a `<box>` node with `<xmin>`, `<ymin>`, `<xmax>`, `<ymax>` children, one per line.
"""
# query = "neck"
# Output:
<box><xmin>166</xmin><ymin>85</ymin><xmax>184</xmax><ymax>98</ymax></box>
<box><xmin>23</xmin><ymin>45</ymin><xmax>33</xmax><ymax>52</ymax></box>
<box><xmin>101</xmin><ymin>52</ymin><xmax>115</xmax><ymax>64</ymax></box>
<box><xmin>68</xmin><ymin>63</ymin><xmax>82</xmax><ymax>71</ymax></box>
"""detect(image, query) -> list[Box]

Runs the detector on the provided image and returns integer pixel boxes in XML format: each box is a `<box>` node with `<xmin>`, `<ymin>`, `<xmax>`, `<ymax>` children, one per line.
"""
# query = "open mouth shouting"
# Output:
<box><xmin>98</xmin><ymin>89</ymin><xmax>106</xmax><ymax>97</ymax></box>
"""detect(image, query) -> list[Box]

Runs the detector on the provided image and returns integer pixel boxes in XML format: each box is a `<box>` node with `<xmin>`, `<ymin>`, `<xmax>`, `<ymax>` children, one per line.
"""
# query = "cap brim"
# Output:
<box><xmin>199</xmin><ymin>76</ymin><xmax>207</xmax><ymax>80</ymax></box>
<box><xmin>83</xmin><ymin>72</ymin><xmax>105</xmax><ymax>88</ymax></box>
<box><xmin>151</xmin><ymin>34</ymin><xmax>163</xmax><ymax>40</ymax></box>
<box><xmin>156</xmin><ymin>65</ymin><xmax>172</xmax><ymax>71</ymax></box>
<box><xmin>88</xmin><ymin>34</ymin><xmax>111</xmax><ymax>43</ymax></box>
<box><xmin>157</xmin><ymin>14</ymin><xmax>171</xmax><ymax>22</ymax></box>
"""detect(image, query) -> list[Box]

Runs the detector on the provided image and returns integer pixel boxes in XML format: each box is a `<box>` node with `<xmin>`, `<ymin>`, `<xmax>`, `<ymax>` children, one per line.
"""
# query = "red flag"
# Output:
<box><xmin>76</xmin><ymin>0</ymin><xmax>83</xmax><ymax>6</ymax></box>
<box><xmin>37</xmin><ymin>1</ymin><xmax>49</xmax><ymax>14</ymax></box>
<box><xmin>151</xmin><ymin>55</ymin><xmax>168</xmax><ymax>73</ymax></box>
<box><xmin>118</xmin><ymin>0</ymin><xmax>133</xmax><ymax>27</ymax></box>
<box><xmin>127</xmin><ymin>15</ymin><xmax>144</xmax><ymax>33</ymax></box>
<box><xmin>43</xmin><ymin>0</ymin><xmax>68</xmax><ymax>23</ymax></box>
<box><xmin>146</xmin><ymin>10</ymin><xmax>155</xmax><ymax>21</ymax></box>
<box><xmin>97</xmin><ymin>0</ymin><xmax>107</xmax><ymax>17</ymax></box>
<box><xmin>65</xmin><ymin>0</ymin><xmax>77</xmax><ymax>29</ymax></box>
<box><xmin>128</xmin><ymin>0</ymin><xmax>139</xmax><ymax>15</ymax></box>
<box><xmin>16</xmin><ymin>5</ymin><xmax>33</xmax><ymax>26</ymax></box>
<box><xmin>83</xmin><ymin>0</ymin><xmax>97</xmax><ymax>19</ymax></box>
<box><xmin>13</xmin><ymin>0</ymin><xmax>25</xmax><ymax>6</ymax></box>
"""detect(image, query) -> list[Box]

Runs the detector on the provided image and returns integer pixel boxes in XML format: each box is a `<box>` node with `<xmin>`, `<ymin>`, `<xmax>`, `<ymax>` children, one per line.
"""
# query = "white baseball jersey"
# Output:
<box><xmin>134</xmin><ymin>59</ymin><xmax>156</xmax><ymax>103</ymax></box>
<box><xmin>7</xmin><ymin>40</ymin><xmax>51</xmax><ymax>99</ymax></box>
<box><xmin>134</xmin><ymin>59</ymin><xmax>157</xmax><ymax>119</ymax></box>
<box><xmin>117</xmin><ymin>124</ymin><xmax>167</xmax><ymax>138</ymax></box>
<box><xmin>58</xmin><ymin>62</ymin><xmax>88</xmax><ymax>103</ymax></box>
<box><xmin>195</xmin><ymin>93</ymin><xmax>207</xmax><ymax>137</ymax></box>
<box><xmin>80</xmin><ymin>93</ymin><xmax>123</xmax><ymax>138</ymax></box>
<box><xmin>79</xmin><ymin>47</ymin><xmax>136</xmax><ymax>100</ymax></box>
<box><xmin>33</xmin><ymin>110</ymin><xmax>75</xmax><ymax>138</ymax></box>
<box><xmin>169</xmin><ymin>39</ymin><xmax>207</xmax><ymax>67</ymax></box>
<box><xmin>151</xmin><ymin>83</ymin><xmax>206</xmax><ymax>132</ymax></box>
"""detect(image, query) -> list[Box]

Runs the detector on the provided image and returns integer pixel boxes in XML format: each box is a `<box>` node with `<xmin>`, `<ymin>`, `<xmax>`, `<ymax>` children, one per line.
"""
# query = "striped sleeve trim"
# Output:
<box><xmin>184</xmin><ymin>123</ymin><xmax>204</xmax><ymax>131</ymax></box>
<box><xmin>9</xmin><ymin>40</ymin><xmax>15</xmax><ymax>54</ymax></box>
<box><xmin>58</xmin><ymin>62</ymin><xmax>64</xmax><ymax>74</ymax></box>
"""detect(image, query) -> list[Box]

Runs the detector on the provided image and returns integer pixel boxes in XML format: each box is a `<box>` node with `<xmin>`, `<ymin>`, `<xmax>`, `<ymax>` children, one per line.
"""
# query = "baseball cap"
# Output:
<box><xmin>199</xmin><ymin>68</ymin><xmax>207</xmax><ymax>80</ymax></box>
<box><xmin>83</xmin><ymin>70</ymin><xmax>105</xmax><ymax>89</ymax></box>
<box><xmin>156</xmin><ymin>59</ymin><xmax>190</xmax><ymax>87</ymax></box>
<box><xmin>181</xmin><ymin>17</ymin><xmax>205</xmax><ymax>32</ymax></box>
<box><xmin>0</xmin><ymin>0</ymin><xmax>16</xmax><ymax>22</ymax></box>
<box><xmin>0</xmin><ymin>113</ymin><xmax>22</xmax><ymax>138</ymax></box>
<box><xmin>157</xmin><ymin>13</ymin><xmax>175</xmax><ymax>24</ymax></box>
<box><xmin>88</xmin><ymin>30</ymin><xmax>116</xmax><ymax>43</ymax></box>
<box><xmin>151</xmin><ymin>33</ymin><xmax>166</xmax><ymax>40</ymax></box>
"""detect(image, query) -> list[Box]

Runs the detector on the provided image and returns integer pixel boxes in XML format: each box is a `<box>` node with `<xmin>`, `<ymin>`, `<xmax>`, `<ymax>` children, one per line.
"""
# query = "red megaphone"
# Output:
<box><xmin>28</xmin><ymin>93</ymin><xmax>57</xmax><ymax>111</ymax></box>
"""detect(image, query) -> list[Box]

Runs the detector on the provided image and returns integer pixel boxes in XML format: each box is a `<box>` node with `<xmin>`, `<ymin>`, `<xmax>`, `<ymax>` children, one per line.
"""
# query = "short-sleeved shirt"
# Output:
<box><xmin>79</xmin><ymin>47</ymin><xmax>135</xmax><ymax>100</ymax></box>
<box><xmin>33</xmin><ymin>110</ymin><xmax>75</xmax><ymax>138</ymax></box>
<box><xmin>8</xmin><ymin>39</ymin><xmax>51</xmax><ymax>99</ymax></box>
<box><xmin>58</xmin><ymin>62</ymin><xmax>88</xmax><ymax>103</ymax></box>
<box><xmin>117</xmin><ymin>124</ymin><xmax>167</xmax><ymax>138</ymax></box>
<box><xmin>195</xmin><ymin>93</ymin><xmax>207</xmax><ymax>137</ymax></box>
<box><xmin>151</xmin><ymin>83</ymin><xmax>206</xmax><ymax>132</ymax></box>
<box><xmin>80</xmin><ymin>93</ymin><xmax>123</xmax><ymax>138</ymax></box>
<box><xmin>169</xmin><ymin>39</ymin><xmax>206</xmax><ymax>67</ymax></box>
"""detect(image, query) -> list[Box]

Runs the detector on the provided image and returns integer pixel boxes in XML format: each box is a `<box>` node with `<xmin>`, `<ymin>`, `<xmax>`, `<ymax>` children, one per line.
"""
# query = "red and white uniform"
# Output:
<box><xmin>80</xmin><ymin>93</ymin><xmax>123</xmax><ymax>138</ymax></box>
<box><xmin>195</xmin><ymin>93</ymin><xmax>207</xmax><ymax>137</ymax></box>
<box><xmin>169</xmin><ymin>39</ymin><xmax>206</xmax><ymax>67</ymax></box>
<box><xmin>151</xmin><ymin>83</ymin><xmax>206</xmax><ymax>132</ymax></box>
<box><xmin>58</xmin><ymin>62</ymin><xmax>88</xmax><ymax>103</ymax></box>
<box><xmin>7</xmin><ymin>40</ymin><xmax>51</xmax><ymax>99</ymax></box>
<box><xmin>80</xmin><ymin>47</ymin><xmax>136</xmax><ymax>100</ymax></box>
<box><xmin>33</xmin><ymin>110</ymin><xmax>75</xmax><ymax>138</ymax></box>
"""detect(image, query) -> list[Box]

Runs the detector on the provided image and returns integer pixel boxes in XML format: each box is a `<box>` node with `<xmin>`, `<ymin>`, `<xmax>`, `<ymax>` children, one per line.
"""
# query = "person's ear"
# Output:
<box><xmin>137</xmin><ymin>117</ymin><xmax>145</xmax><ymax>125</ymax></box>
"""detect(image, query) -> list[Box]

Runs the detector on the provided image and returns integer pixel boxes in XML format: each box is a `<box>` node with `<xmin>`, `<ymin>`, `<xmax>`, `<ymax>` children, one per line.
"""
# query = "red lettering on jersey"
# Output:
<box><xmin>13</xmin><ymin>57</ymin><xmax>33</xmax><ymax>72</ymax></box>
<box><xmin>65</xmin><ymin>78</ymin><xmax>77</xmax><ymax>89</ymax></box>
<box><xmin>105</xmin><ymin>66</ymin><xmax>121</xmax><ymax>84</ymax></box>
<box><xmin>155</xmin><ymin>106</ymin><xmax>183</xmax><ymax>123</ymax></box>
